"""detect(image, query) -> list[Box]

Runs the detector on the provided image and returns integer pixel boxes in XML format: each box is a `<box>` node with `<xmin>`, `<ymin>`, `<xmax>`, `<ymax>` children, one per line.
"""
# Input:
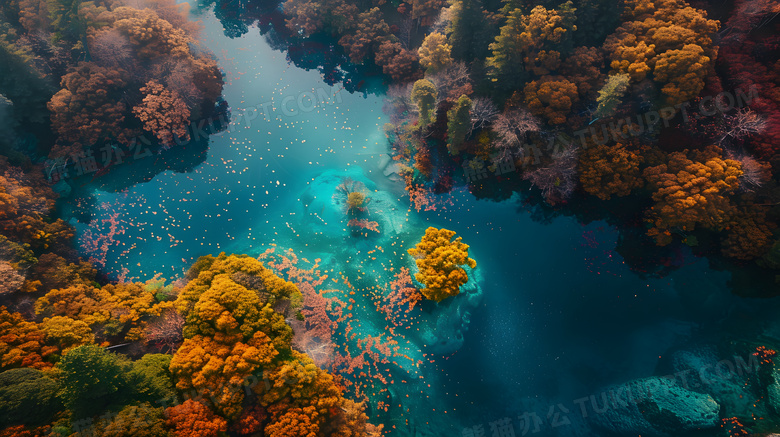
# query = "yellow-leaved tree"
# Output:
<box><xmin>407</xmin><ymin>227</ymin><xmax>476</xmax><ymax>302</ymax></box>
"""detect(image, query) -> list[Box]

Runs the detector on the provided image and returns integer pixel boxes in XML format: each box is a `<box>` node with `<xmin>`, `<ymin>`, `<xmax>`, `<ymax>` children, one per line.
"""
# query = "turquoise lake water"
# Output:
<box><xmin>65</xmin><ymin>6</ymin><xmax>780</xmax><ymax>436</ymax></box>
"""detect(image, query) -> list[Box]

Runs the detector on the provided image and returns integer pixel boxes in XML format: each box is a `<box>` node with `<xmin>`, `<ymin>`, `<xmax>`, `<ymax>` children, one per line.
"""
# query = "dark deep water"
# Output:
<box><xmin>65</xmin><ymin>4</ymin><xmax>780</xmax><ymax>436</ymax></box>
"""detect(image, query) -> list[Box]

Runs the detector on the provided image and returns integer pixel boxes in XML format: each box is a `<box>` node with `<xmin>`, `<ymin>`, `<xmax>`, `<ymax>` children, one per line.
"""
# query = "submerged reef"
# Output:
<box><xmin>296</xmin><ymin>168</ymin><xmax>483</xmax><ymax>356</ymax></box>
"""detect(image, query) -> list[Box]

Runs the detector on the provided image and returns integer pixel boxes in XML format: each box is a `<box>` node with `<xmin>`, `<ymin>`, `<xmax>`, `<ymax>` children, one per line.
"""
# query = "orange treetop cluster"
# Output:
<box><xmin>407</xmin><ymin>227</ymin><xmax>476</xmax><ymax>302</ymax></box>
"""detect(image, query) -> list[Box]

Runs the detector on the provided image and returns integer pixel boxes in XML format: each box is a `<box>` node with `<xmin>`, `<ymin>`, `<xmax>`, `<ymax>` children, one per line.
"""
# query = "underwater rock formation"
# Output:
<box><xmin>416</xmin><ymin>266</ymin><xmax>482</xmax><ymax>354</ymax></box>
<box><xmin>670</xmin><ymin>348</ymin><xmax>757</xmax><ymax>418</ymax></box>
<box><xmin>588</xmin><ymin>376</ymin><xmax>720</xmax><ymax>436</ymax></box>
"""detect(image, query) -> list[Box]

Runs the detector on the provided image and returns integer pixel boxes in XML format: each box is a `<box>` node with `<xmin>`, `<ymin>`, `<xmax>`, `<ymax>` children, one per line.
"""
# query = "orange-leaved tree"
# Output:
<box><xmin>560</xmin><ymin>46</ymin><xmax>605</xmax><ymax>99</ymax></box>
<box><xmin>261</xmin><ymin>351</ymin><xmax>380</xmax><ymax>437</ymax></box>
<box><xmin>0</xmin><ymin>307</ymin><xmax>54</xmax><ymax>371</ymax></box>
<box><xmin>34</xmin><ymin>281</ymin><xmax>170</xmax><ymax>342</ymax></box>
<box><xmin>721</xmin><ymin>206</ymin><xmax>775</xmax><ymax>261</ymax></box>
<box><xmin>265</xmin><ymin>405</ymin><xmax>320</xmax><ymax>437</ymax></box>
<box><xmin>337</xmin><ymin>8</ymin><xmax>390</xmax><ymax>63</ymax></box>
<box><xmin>169</xmin><ymin>330</ymin><xmax>280</xmax><ymax>418</ymax></box>
<box><xmin>133</xmin><ymin>80</ymin><xmax>191</xmax><ymax>147</ymax></box>
<box><xmin>643</xmin><ymin>146</ymin><xmax>742</xmax><ymax>245</ymax></box>
<box><xmin>165</xmin><ymin>399</ymin><xmax>228</xmax><ymax>437</ymax></box>
<box><xmin>170</xmin><ymin>255</ymin><xmax>298</xmax><ymax>417</ymax></box>
<box><xmin>407</xmin><ymin>227</ymin><xmax>476</xmax><ymax>302</ymax></box>
<box><xmin>578</xmin><ymin>142</ymin><xmax>644</xmax><ymax>200</ymax></box>
<box><xmin>170</xmin><ymin>272</ymin><xmax>290</xmax><ymax>418</ymax></box>
<box><xmin>603</xmin><ymin>0</ymin><xmax>719</xmax><ymax>105</ymax></box>
<box><xmin>47</xmin><ymin>62</ymin><xmax>135</xmax><ymax>151</ymax></box>
<box><xmin>523</xmin><ymin>75</ymin><xmax>579</xmax><ymax>125</ymax></box>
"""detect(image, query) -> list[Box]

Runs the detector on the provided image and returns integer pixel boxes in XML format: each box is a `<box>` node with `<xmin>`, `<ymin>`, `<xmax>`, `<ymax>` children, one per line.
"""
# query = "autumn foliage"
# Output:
<box><xmin>133</xmin><ymin>80</ymin><xmax>192</xmax><ymax>147</ymax></box>
<box><xmin>0</xmin><ymin>307</ymin><xmax>54</xmax><ymax>371</ymax></box>
<box><xmin>643</xmin><ymin>146</ymin><xmax>742</xmax><ymax>245</ymax></box>
<box><xmin>603</xmin><ymin>0</ymin><xmax>719</xmax><ymax>104</ymax></box>
<box><xmin>407</xmin><ymin>227</ymin><xmax>476</xmax><ymax>302</ymax></box>
<box><xmin>0</xmin><ymin>1</ymin><xmax>401</xmax><ymax>436</ymax></box>
<box><xmin>379</xmin><ymin>267</ymin><xmax>422</xmax><ymax>326</ymax></box>
<box><xmin>579</xmin><ymin>142</ymin><xmax>644</xmax><ymax>200</ymax></box>
<box><xmin>166</xmin><ymin>253</ymin><xmax>380</xmax><ymax>435</ymax></box>
<box><xmin>487</xmin><ymin>3</ymin><xmax>577</xmax><ymax>90</ymax></box>
<box><xmin>165</xmin><ymin>399</ymin><xmax>228</xmax><ymax>437</ymax></box>
<box><xmin>46</xmin><ymin>1</ymin><xmax>224</xmax><ymax>156</ymax></box>
<box><xmin>47</xmin><ymin>63</ymin><xmax>135</xmax><ymax>151</ymax></box>
<box><xmin>34</xmin><ymin>281</ymin><xmax>171</xmax><ymax>342</ymax></box>
<box><xmin>523</xmin><ymin>76</ymin><xmax>579</xmax><ymax>125</ymax></box>
<box><xmin>2</xmin><ymin>0</ymin><xmax>780</xmax><ymax>435</ymax></box>
<box><xmin>418</xmin><ymin>32</ymin><xmax>452</xmax><ymax>72</ymax></box>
